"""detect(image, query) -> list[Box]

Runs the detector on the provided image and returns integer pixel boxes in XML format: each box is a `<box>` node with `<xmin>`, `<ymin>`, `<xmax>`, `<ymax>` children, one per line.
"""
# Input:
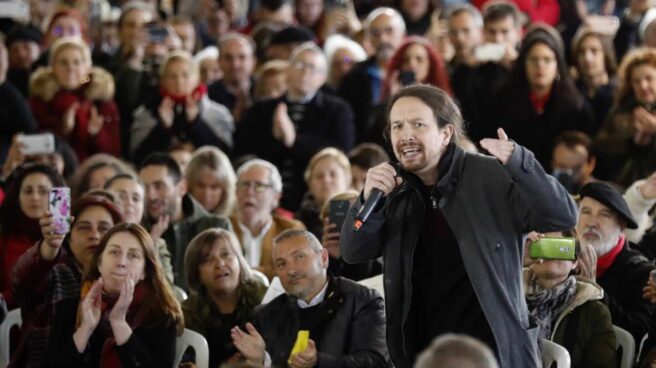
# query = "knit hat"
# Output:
<box><xmin>5</xmin><ymin>25</ymin><xmax>42</xmax><ymax>48</ymax></box>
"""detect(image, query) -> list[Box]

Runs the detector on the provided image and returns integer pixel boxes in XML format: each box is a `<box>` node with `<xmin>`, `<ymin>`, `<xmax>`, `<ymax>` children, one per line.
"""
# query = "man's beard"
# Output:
<box><xmin>580</xmin><ymin>227</ymin><xmax>621</xmax><ymax>257</ymax></box>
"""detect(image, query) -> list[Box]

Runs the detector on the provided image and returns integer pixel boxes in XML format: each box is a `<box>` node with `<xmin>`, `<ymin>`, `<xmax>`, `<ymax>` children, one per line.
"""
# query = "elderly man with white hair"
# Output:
<box><xmin>230</xmin><ymin>159</ymin><xmax>305</xmax><ymax>279</ymax></box>
<box><xmin>235</xmin><ymin>43</ymin><xmax>355</xmax><ymax>211</ymax></box>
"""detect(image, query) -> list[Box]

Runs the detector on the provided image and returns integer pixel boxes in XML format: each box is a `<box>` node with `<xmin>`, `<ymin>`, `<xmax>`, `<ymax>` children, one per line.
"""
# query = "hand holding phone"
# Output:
<box><xmin>474</xmin><ymin>43</ymin><xmax>506</xmax><ymax>63</ymax></box>
<box><xmin>17</xmin><ymin>133</ymin><xmax>55</xmax><ymax>155</ymax></box>
<box><xmin>49</xmin><ymin>187</ymin><xmax>71</xmax><ymax>235</ymax></box>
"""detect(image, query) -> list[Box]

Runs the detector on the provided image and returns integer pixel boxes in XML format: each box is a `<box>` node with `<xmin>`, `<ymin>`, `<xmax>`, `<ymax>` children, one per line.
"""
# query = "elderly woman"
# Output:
<box><xmin>52</xmin><ymin>223</ymin><xmax>183</xmax><ymax>366</ymax></box>
<box><xmin>185</xmin><ymin>146</ymin><xmax>237</xmax><ymax>218</ymax></box>
<box><xmin>29</xmin><ymin>36</ymin><xmax>121</xmax><ymax>162</ymax></box>
<box><xmin>296</xmin><ymin>147</ymin><xmax>352</xmax><ymax>239</ymax></box>
<box><xmin>182</xmin><ymin>228</ymin><xmax>267</xmax><ymax>367</ymax></box>
<box><xmin>130</xmin><ymin>50</ymin><xmax>234</xmax><ymax>161</ymax></box>
<box><xmin>571</xmin><ymin>27</ymin><xmax>618</xmax><ymax>132</ymax></box>
<box><xmin>323</xmin><ymin>34</ymin><xmax>367</xmax><ymax>92</ymax></box>
<box><xmin>594</xmin><ymin>47</ymin><xmax>656</xmax><ymax>186</ymax></box>
<box><xmin>524</xmin><ymin>231</ymin><xmax>616</xmax><ymax>368</ymax></box>
<box><xmin>10</xmin><ymin>194</ymin><xmax>123</xmax><ymax>366</ymax></box>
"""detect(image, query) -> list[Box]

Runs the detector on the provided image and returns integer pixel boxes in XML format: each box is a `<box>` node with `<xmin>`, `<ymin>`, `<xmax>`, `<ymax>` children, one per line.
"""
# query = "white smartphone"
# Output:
<box><xmin>18</xmin><ymin>133</ymin><xmax>55</xmax><ymax>155</ymax></box>
<box><xmin>474</xmin><ymin>43</ymin><xmax>506</xmax><ymax>63</ymax></box>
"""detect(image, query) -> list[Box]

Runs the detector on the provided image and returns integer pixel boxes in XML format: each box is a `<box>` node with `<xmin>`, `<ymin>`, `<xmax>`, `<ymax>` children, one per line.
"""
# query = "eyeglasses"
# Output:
<box><xmin>237</xmin><ymin>181</ymin><xmax>274</xmax><ymax>193</ymax></box>
<box><xmin>292</xmin><ymin>61</ymin><xmax>324</xmax><ymax>74</ymax></box>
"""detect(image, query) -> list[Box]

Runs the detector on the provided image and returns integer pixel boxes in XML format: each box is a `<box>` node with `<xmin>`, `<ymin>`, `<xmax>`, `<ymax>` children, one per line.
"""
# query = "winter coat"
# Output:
<box><xmin>0</xmin><ymin>81</ymin><xmax>37</xmax><ymax>163</ymax></box>
<box><xmin>230</xmin><ymin>214</ymin><xmax>305</xmax><ymax>280</ymax></box>
<box><xmin>130</xmin><ymin>94</ymin><xmax>234</xmax><ymax>163</ymax></box>
<box><xmin>29</xmin><ymin>66</ymin><xmax>121</xmax><ymax>162</ymax></box>
<box><xmin>253</xmin><ymin>276</ymin><xmax>389</xmax><ymax>367</ymax></box>
<box><xmin>0</xmin><ymin>232</ymin><xmax>38</xmax><ymax>309</ymax></box>
<box><xmin>523</xmin><ymin>270</ymin><xmax>617</xmax><ymax>368</ymax></box>
<box><xmin>9</xmin><ymin>243</ymin><xmax>82</xmax><ymax>368</ymax></box>
<box><xmin>182</xmin><ymin>278</ymin><xmax>267</xmax><ymax>367</ymax></box>
<box><xmin>341</xmin><ymin>144</ymin><xmax>578</xmax><ymax>368</ymax></box>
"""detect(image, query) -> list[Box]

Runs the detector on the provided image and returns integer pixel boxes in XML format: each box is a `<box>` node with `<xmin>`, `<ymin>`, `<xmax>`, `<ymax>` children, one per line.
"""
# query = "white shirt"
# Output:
<box><xmin>297</xmin><ymin>280</ymin><xmax>329</xmax><ymax>309</ymax></box>
<box><xmin>238</xmin><ymin>219</ymin><xmax>273</xmax><ymax>267</ymax></box>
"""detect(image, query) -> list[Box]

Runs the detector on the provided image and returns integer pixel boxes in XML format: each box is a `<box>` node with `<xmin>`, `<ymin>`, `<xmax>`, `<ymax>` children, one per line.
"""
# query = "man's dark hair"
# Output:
<box><xmin>385</xmin><ymin>84</ymin><xmax>465</xmax><ymax>145</ymax></box>
<box><xmin>260</xmin><ymin>0</ymin><xmax>292</xmax><ymax>11</ymax></box>
<box><xmin>139</xmin><ymin>153</ymin><xmax>183</xmax><ymax>184</ymax></box>
<box><xmin>348</xmin><ymin>143</ymin><xmax>390</xmax><ymax>169</ymax></box>
<box><xmin>554</xmin><ymin>131</ymin><xmax>594</xmax><ymax>162</ymax></box>
<box><xmin>482</xmin><ymin>0</ymin><xmax>521</xmax><ymax>27</ymax></box>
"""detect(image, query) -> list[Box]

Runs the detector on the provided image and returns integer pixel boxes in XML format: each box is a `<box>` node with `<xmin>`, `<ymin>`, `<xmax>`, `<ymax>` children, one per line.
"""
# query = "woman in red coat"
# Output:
<box><xmin>29</xmin><ymin>36</ymin><xmax>120</xmax><ymax>162</ymax></box>
<box><xmin>0</xmin><ymin>164</ymin><xmax>64</xmax><ymax>308</ymax></box>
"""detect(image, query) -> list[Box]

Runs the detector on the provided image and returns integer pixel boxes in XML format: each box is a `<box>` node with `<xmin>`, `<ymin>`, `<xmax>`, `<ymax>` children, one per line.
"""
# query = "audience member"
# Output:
<box><xmin>265</xmin><ymin>26</ymin><xmax>315</xmax><ymax>62</ymax></box>
<box><xmin>489</xmin><ymin>25</ymin><xmax>594</xmax><ymax>169</ymax></box>
<box><xmin>236</xmin><ymin>43</ymin><xmax>355</xmax><ymax>211</ymax></box>
<box><xmin>575</xmin><ymin>181</ymin><xmax>656</xmax><ymax>343</ymax></box>
<box><xmin>571</xmin><ymin>27</ymin><xmax>618</xmax><ymax>132</ymax></box>
<box><xmin>5</xmin><ymin>25</ymin><xmax>42</xmax><ymax>97</ymax></box>
<box><xmin>624</xmin><ymin>172</ymin><xmax>656</xmax><ymax>247</ymax></box>
<box><xmin>182</xmin><ymin>228</ymin><xmax>267</xmax><ymax>367</ymax></box>
<box><xmin>67</xmin><ymin>153</ymin><xmax>133</xmax><ymax>200</ymax></box>
<box><xmin>323</xmin><ymin>34</ymin><xmax>367</xmax><ymax>92</ymax></box>
<box><xmin>231</xmin><ymin>229</ymin><xmax>388</xmax><ymax>367</ymax></box>
<box><xmin>594</xmin><ymin>47</ymin><xmax>656</xmax><ymax>187</ymax></box>
<box><xmin>445</xmin><ymin>4</ymin><xmax>483</xmax><ymax>73</ymax></box>
<box><xmin>0</xmin><ymin>165</ymin><xmax>64</xmax><ymax>308</ymax></box>
<box><xmin>10</xmin><ymin>194</ymin><xmax>122</xmax><ymax>367</ymax></box>
<box><xmin>33</xmin><ymin>9</ymin><xmax>90</xmax><ymax>69</ymax></box>
<box><xmin>230</xmin><ymin>159</ymin><xmax>305</xmax><ymax>279</ymax></box>
<box><xmin>296</xmin><ymin>148</ymin><xmax>352</xmax><ymax>239</ymax></box>
<box><xmin>414</xmin><ymin>334</ymin><xmax>499</xmax><ymax>368</ymax></box>
<box><xmin>524</xmin><ymin>230</ymin><xmax>616</xmax><ymax>368</ymax></box>
<box><xmin>131</xmin><ymin>50</ymin><xmax>234</xmax><ymax>161</ymax></box>
<box><xmin>550</xmin><ymin>131</ymin><xmax>597</xmax><ymax>194</ymax></box>
<box><xmin>185</xmin><ymin>146</ymin><xmax>237</xmax><ymax>218</ymax></box>
<box><xmin>194</xmin><ymin>46</ymin><xmax>223</xmax><ymax>85</ymax></box>
<box><xmin>138</xmin><ymin>153</ymin><xmax>231</xmax><ymax>288</ymax></box>
<box><xmin>52</xmin><ymin>223</ymin><xmax>183</xmax><ymax>366</ymax></box>
<box><xmin>104</xmin><ymin>173</ymin><xmax>175</xmax><ymax>283</ymax></box>
<box><xmin>208</xmin><ymin>33</ymin><xmax>256</xmax><ymax>123</ymax></box>
<box><xmin>170</xmin><ymin>16</ymin><xmax>197</xmax><ymax>54</ymax></box>
<box><xmin>253</xmin><ymin>60</ymin><xmax>290</xmax><ymax>101</ymax></box>
<box><xmin>168</xmin><ymin>141</ymin><xmax>195</xmax><ymax>173</ymax></box>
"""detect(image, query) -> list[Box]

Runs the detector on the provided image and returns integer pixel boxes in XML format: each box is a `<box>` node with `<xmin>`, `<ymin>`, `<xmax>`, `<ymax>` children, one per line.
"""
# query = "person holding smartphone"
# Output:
<box><xmin>524</xmin><ymin>230</ymin><xmax>616</xmax><ymax>368</ymax></box>
<box><xmin>340</xmin><ymin>84</ymin><xmax>577</xmax><ymax>368</ymax></box>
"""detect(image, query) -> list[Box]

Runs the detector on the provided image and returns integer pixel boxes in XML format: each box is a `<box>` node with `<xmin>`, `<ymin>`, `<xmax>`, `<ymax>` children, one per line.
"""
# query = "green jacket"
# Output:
<box><xmin>534</xmin><ymin>274</ymin><xmax>617</xmax><ymax>368</ymax></box>
<box><xmin>143</xmin><ymin>194</ymin><xmax>231</xmax><ymax>289</ymax></box>
<box><xmin>182</xmin><ymin>279</ymin><xmax>267</xmax><ymax>368</ymax></box>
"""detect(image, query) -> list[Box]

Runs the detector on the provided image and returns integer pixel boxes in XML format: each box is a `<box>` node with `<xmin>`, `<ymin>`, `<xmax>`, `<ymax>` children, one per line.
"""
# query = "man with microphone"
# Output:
<box><xmin>340</xmin><ymin>84</ymin><xmax>577</xmax><ymax>368</ymax></box>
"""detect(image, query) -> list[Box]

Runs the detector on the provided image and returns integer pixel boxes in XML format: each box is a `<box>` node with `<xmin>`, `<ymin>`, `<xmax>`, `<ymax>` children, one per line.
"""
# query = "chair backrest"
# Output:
<box><xmin>173</xmin><ymin>286</ymin><xmax>188</xmax><ymax>302</ymax></box>
<box><xmin>613</xmin><ymin>325</ymin><xmax>636</xmax><ymax>368</ymax></box>
<box><xmin>174</xmin><ymin>328</ymin><xmax>209</xmax><ymax>368</ymax></box>
<box><xmin>540</xmin><ymin>339</ymin><xmax>571</xmax><ymax>368</ymax></box>
<box><xmin>0</xmin><ymin>309</ymin><xmax>22</xmax><ymax>368</ymax></box>
<box><xmin>251</xmin><ymin>270</ymin><xmax>270</xmax><ymax>288</ymax></box>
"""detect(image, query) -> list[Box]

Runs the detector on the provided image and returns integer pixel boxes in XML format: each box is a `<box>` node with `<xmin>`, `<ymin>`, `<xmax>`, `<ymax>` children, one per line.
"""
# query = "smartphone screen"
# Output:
<box><xmin>49</xmin><ymin>187</ymin><xmax>71</xmax><ymax>234</ymax></box>
<box><xmin>329</xmin><ymin>199</ymin><xmax>351</xmax><ymax>231</ymax></box>
<box><xmin>399</xmin><ymin>71</ymin><xmax>416</xmax><ymax>86</ymax></box>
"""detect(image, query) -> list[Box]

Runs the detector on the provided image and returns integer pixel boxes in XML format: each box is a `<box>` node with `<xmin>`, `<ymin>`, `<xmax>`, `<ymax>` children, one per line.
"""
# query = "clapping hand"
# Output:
<box><xmin>87</xmin><ymin>106</ymin><xmax>104</xmax><ymax>136</ymax></box>
<box><xmin>158</xmin><ymin>97</ymin><xmax>175</xmax><ymax>129</ymax></box>
<box><xmin>231</xmin><ymin>323</ymin><xmax>266</xmax><ymax>366</ymax></box>
<box><xmin>577</xmin><ymin>242</ymin><xmax>597</xmax><ymax>282</ymax></box>
<box><xmin>74</xmin><ymin>278</ymin><xmax>104</xmax><ymax>353</ymax></box>
<box><xmin>480</xmin><ymin>128</ymin><xmax>515</xmax><ymax>165</ymax></box>
<box><xmin>109</xmin><ymin>274</ymin><xmax>137</xmax><ymax>345</ymax></box>
<box><xmin>272</xmin><ymin>103</ymin><xmax>296</xmax><ymax>148</ymax></box>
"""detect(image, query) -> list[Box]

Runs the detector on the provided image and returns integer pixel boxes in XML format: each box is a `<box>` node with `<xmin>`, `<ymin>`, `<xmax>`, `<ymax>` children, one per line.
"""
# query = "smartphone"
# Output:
<box><xmin>18</xmin><ymin>133</ymin><xmax>55</xmax><ymax>155</ymax></box>
<box><xmin>328</xmin><ymin>199</ymin><xmax>351</xmax><ymax>231</ymax></box>
<box><xmin>399</xmin><ymin>70</ymin><xmax>416</xmax><ymax>86</ymax></box>
<box><xmin>474</xmin><ymin>43</ymin><xmax>506</xmax><ymax>63</ymax></box>
<box><xmin>146</xmin><ymin>23</ymin><xmax>168</xmax><ymax>44</ymax></box>
<box><xmin>529</xmin><ymin>237</ymin><xmax>576</xmax><ymax>261</ymax></box>
<box><xmin>49</xmin><ymin>187</ymin><xmax>71</xmax><ymax>235</ymax></box>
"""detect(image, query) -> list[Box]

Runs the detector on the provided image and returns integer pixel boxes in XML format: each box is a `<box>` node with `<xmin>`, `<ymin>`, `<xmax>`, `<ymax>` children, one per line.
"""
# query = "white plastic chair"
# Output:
<box><xmin>251</xmin><ymin>269</ymin><xmax>270</xmax><ymax>288</ymax></box>
<box><xmin>0</xmin><ymin>309</ymin><xmax>22</xmax><ymax>368</ymax></box>
<box><xmin>173</xmin><ymin>286</ymin><xmax>188</xmax><ymax>302</ymax></box>
<box><xmin>540</xmin><ymin>338</ymin><xmax>571</xmax><ymax>368</ymax></box>
<box><xmin>613</xmin><ymin>325</ymin><xmax>636</xmax><ymax>368</ymax></box>
<box><xmin>174</xmin><ymin>328</ymin><xmax>209</xmax><ymax>368</ymax></box>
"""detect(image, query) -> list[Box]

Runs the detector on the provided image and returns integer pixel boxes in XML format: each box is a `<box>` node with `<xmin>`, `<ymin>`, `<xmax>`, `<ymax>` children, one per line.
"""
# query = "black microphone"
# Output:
<box><xmin>353</xmin><ymin>188</ymin><xmax>384</xmax><ymax>232</ymax></box>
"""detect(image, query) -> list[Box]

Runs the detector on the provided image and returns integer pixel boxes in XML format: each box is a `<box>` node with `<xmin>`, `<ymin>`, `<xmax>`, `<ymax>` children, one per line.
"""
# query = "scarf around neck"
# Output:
<box><xmin>526</xmin><ymin>272</ymin><xmax>577</xmax><ymax>339</ymax></box>
<box><xmin>596</xmin><ymin>235</ymin><xmax>625</xmax><ymax>279</ymax></box>
<box><xmin>159</xmin><ymin>83</ymin><xmax>207</xmax><ymax>105</ymax></box>
<box><xmin>78</xmin><ymin>280</ymin><xmax>149</xmax><ymax>368</ymax></box>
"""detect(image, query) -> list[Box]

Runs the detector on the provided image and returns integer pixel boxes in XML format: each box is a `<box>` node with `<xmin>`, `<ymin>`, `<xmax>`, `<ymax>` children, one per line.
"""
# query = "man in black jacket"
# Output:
<box><xmin>235</xmin><ymin>43</ymin><xmax>355</xmax><ymax>211</ymax></box>
<box><xmin>575</xmin><ymin>181</ymin><xmax>656</xmax><ymax>343</ymax></box>
<box><xmin>340</xmin><ymin>85</ymin><xmax>577</xmax><ymax>368</ymax></box>
<box><xmin>231</xmin><ymin>229</ymin><xmax>388</xmax><ymax>367</ymax></box>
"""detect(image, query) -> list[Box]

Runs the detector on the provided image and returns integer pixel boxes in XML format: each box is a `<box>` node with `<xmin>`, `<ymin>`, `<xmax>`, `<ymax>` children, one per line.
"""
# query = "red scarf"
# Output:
<box><xmin>596</xmin><ymin>235</ymin><xmax>625</xmax><ymax>279</ymax></box>
<box><xmin>158</xmin><ymin>83</ymin><xmax>207</xmax><ymax>105</ymax></box>
<box><xmin>529</xmin><ymin>89</ymin><xmax>551</xmax><ymax>115</ymax></box>
<box><xmin>78</xmin><ymin>280</ymin><xmax>150</xmax><ymax>368</ymax></box>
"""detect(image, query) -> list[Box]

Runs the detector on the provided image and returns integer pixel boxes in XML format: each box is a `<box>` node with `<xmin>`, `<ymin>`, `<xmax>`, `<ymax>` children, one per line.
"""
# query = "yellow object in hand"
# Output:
<box><xmin>288</xmin><ymin>330</ymin><xmax>310</xmax><ymax>363</ymax></box>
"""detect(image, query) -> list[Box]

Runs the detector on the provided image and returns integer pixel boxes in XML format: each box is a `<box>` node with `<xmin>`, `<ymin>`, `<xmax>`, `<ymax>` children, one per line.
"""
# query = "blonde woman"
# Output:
<box><xmin>130</xmin><ymin>50</ymin><xmax>234</xmax><ymax>162</ymax></box>
<box><xmin>185</xmin><ymin>146</ymin><xmax>237</xmax><ymax>217</ymax></box>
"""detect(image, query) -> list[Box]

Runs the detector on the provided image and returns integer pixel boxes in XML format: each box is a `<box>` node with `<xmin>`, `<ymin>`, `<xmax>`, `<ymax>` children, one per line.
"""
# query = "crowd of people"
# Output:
<box><xmin>2</xmin><ymin>0</ymin><xmax>656</xmax><ymax>366</ymax></box>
